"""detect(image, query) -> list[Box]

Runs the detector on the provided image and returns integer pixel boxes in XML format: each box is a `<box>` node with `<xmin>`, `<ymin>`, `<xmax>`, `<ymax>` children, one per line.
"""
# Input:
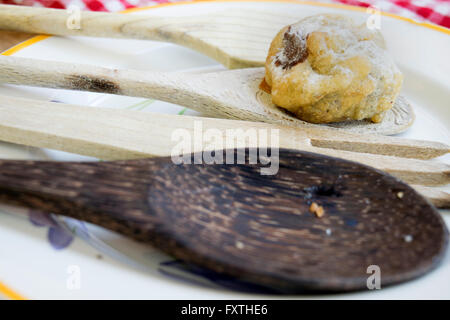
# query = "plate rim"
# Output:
<box><xmin>0</xmin><ymin>0</ymin><xmax>449</xmax><ymax>300</ymax></box>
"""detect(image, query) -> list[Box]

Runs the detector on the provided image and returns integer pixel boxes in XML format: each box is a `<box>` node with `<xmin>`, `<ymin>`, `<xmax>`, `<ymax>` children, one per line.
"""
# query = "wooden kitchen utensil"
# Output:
<box><xmin>0</xmin><ymin>55</ymin><xmax>414</xmax><ymax>135</ymax></box>
<box><xmin>0</xmin><ymin>95</ymin><xmax>448</xmax><ymax>207</ymax></box>
<box><xmin>0</xmin><ymin>4</ymin><xmax>305</xmax><ymax>69</ymax></box>
<box><xmin>0</xmin><ymin>148</ymin><xmax>447</xmax><ymax>292</ymax></box>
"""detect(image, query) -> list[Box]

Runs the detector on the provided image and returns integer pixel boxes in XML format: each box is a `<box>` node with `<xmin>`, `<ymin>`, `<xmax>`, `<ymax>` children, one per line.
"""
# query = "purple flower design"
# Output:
<box><xmin>28</xmin><ymin>210</ymin><xmax>74</xmax><ymax>250</ymax></box>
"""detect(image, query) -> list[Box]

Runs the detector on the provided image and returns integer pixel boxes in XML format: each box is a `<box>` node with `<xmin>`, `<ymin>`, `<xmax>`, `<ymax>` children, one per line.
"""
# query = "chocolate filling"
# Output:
<box><xmin>275</xmin><ymin>26</ymin><xmax>309</xmax><ymax>70</ymax></box>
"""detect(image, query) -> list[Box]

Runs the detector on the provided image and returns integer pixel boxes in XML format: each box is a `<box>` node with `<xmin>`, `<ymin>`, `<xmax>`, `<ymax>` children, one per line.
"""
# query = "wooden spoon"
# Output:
<box><xmin>0</xmin><ymin>148</ymin><xmax>447</xmax><ymax>292</ymax></box>
<box><xmin>0</xmin><ymin>55</ymin><xmax>414</xmax><ymax>135</ymax></box>
<box><xmin>0</xmin><ymin>5</ymin><xmax>308</xmax><ymax>69</ymax></box>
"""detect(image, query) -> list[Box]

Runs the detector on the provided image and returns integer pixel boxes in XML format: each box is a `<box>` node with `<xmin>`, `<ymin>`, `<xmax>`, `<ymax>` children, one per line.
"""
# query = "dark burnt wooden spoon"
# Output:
<box><xmin>0</xmin><ymin>148</ymin><xmax>447</xmax><ymax>293</ymax></box>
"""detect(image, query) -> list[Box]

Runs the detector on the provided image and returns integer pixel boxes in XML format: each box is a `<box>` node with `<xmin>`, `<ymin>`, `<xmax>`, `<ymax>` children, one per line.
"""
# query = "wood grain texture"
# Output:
<box><xmin>0</xmin><ymin>95</ymin><xmax>447</xmax><ymax>188</ymax></box>
<box><xmin>0</xmin><ymin>5</ymin><xmax>300</xmax><ymax>69</ymax></box>
<box><xmin>0</xmin><ymin>55</ymin><xmax>415</xmax><ymax>135</ymax></box>
<box><xmin>0</xmin><ymin>149</ymin><xmax>447</xmax><ymax>292</ymax></box>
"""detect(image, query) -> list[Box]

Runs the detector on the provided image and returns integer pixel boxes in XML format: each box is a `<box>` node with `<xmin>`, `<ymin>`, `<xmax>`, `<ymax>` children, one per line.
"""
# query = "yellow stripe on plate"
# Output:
<box><xmin>0</xmin><ymin>0</ymin><xmax>446</xmax><ymax>300</ymax></box>
<box><xmin>1</xmin><ymin>35</ymin><xmax>51</xmax><ymax>56</ymax></box>
<box><xmin>0</xmin><ymin>280</ymin><xmax>27</xmax><ymax>300</ymax></box>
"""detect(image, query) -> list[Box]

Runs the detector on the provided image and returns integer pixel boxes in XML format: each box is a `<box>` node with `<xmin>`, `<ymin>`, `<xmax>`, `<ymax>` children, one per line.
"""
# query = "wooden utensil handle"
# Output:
<box><xmin>0</xmin><ymin>55</ymin><xmax>244</xmax><ymax>120</ymax></box>
<box><xmin>0</xmin><ymin>159</ymin><xmax>161</xmax><ymax>230</ymax></box>
<box><xmin>0</xmin><ymin>4</ymin><xmax>172</xmax><ymax>41</ymax></box>
<box><xmin>0</xmin><ymin>55</ymin><xmax>199</xmax><ymax>103</ymax></box>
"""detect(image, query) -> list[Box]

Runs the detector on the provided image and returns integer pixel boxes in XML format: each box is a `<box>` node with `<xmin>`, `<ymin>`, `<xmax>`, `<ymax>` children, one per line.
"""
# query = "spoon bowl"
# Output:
<box><xmin>211</xmin><ymin>68</ymin><xmax>415</xmax><ymax>135</ymax></box>
<box><xmin>0</xmin><ymin>148</ymin><xmax>446</xmax><ymax>292</ymax></box>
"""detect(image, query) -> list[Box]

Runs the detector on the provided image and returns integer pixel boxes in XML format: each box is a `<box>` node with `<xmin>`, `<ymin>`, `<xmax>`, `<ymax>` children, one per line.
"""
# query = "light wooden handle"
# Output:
<box><xmin>0</xmin><ymin>55</ymin><xmax>197</xmax><ymax>102</ymax></box>
<box><xmin>0</xmin><ymin>95</ymin><xmax>448</xmax><ymax>189</ymax></box>
<box><xmin>0</xmin><ymin>4</ymin><xmax>172</xmax><ymax>40</ymax></box>
<box><xmin>0</xmin><ymin>55</ymin><xmax>254</xmax><ymax>120</ymax></box>
<box><xmin>305</xmin><ymin>130</ymin><xmax>448</xmax><ymax>160</ymax></box>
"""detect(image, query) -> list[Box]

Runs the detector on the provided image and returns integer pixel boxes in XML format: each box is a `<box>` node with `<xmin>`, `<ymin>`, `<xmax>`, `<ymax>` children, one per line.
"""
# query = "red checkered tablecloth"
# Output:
<box><xmin>0</xmin><ymin>0</ymin><xmax>449</xmax><ymax>28</ymax></box>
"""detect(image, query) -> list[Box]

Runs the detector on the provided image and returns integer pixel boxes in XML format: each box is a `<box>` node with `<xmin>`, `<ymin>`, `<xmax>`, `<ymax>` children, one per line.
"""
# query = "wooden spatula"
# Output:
<box><xmin>0</xmin><ymin>148</ymin><xmax>447</xmax><ymax>292</ymax></box>
<box><xmin>0</xmin><ymin>55</ymin><xmax>415</xmax><ymax>135</ymax></box>
<box><xmin>0</xmin><ymin>4</ymin><xmax>306</xmax><ymax>68</ymax></box>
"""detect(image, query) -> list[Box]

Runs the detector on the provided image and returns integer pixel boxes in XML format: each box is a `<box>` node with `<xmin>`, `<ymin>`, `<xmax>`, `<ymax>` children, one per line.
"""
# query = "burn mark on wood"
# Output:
<box><xmin>66</xmin><ymin>75</ymin><xmax>120</xmax><ymax>94</ymax></box>
<box><xmin>303</xmin><ymin>184</ymin><xmax>344</xmax><ymax>199</ymax></box>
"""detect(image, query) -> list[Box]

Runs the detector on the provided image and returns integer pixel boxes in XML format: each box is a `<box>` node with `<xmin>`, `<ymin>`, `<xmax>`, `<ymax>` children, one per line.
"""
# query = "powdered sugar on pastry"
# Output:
<box><xmin>264</xmin><ymin>14</ymin><xmax>403</xmax><ymax>124</ymax></box>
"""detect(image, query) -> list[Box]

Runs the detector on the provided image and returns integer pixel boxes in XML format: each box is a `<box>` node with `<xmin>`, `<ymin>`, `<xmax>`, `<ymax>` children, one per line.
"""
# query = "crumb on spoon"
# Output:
<box><xmin>309</xmin><ymin>202</ymin><xmax>325</xmax><ymax>218</ymax></box>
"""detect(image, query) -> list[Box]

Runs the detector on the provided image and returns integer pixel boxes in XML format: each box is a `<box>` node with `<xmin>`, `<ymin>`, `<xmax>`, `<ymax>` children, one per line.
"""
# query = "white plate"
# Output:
<box><xmin>0</xmin><ymin>0</ymin><xmax>449</xmax><ymax>299</ymax></box>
